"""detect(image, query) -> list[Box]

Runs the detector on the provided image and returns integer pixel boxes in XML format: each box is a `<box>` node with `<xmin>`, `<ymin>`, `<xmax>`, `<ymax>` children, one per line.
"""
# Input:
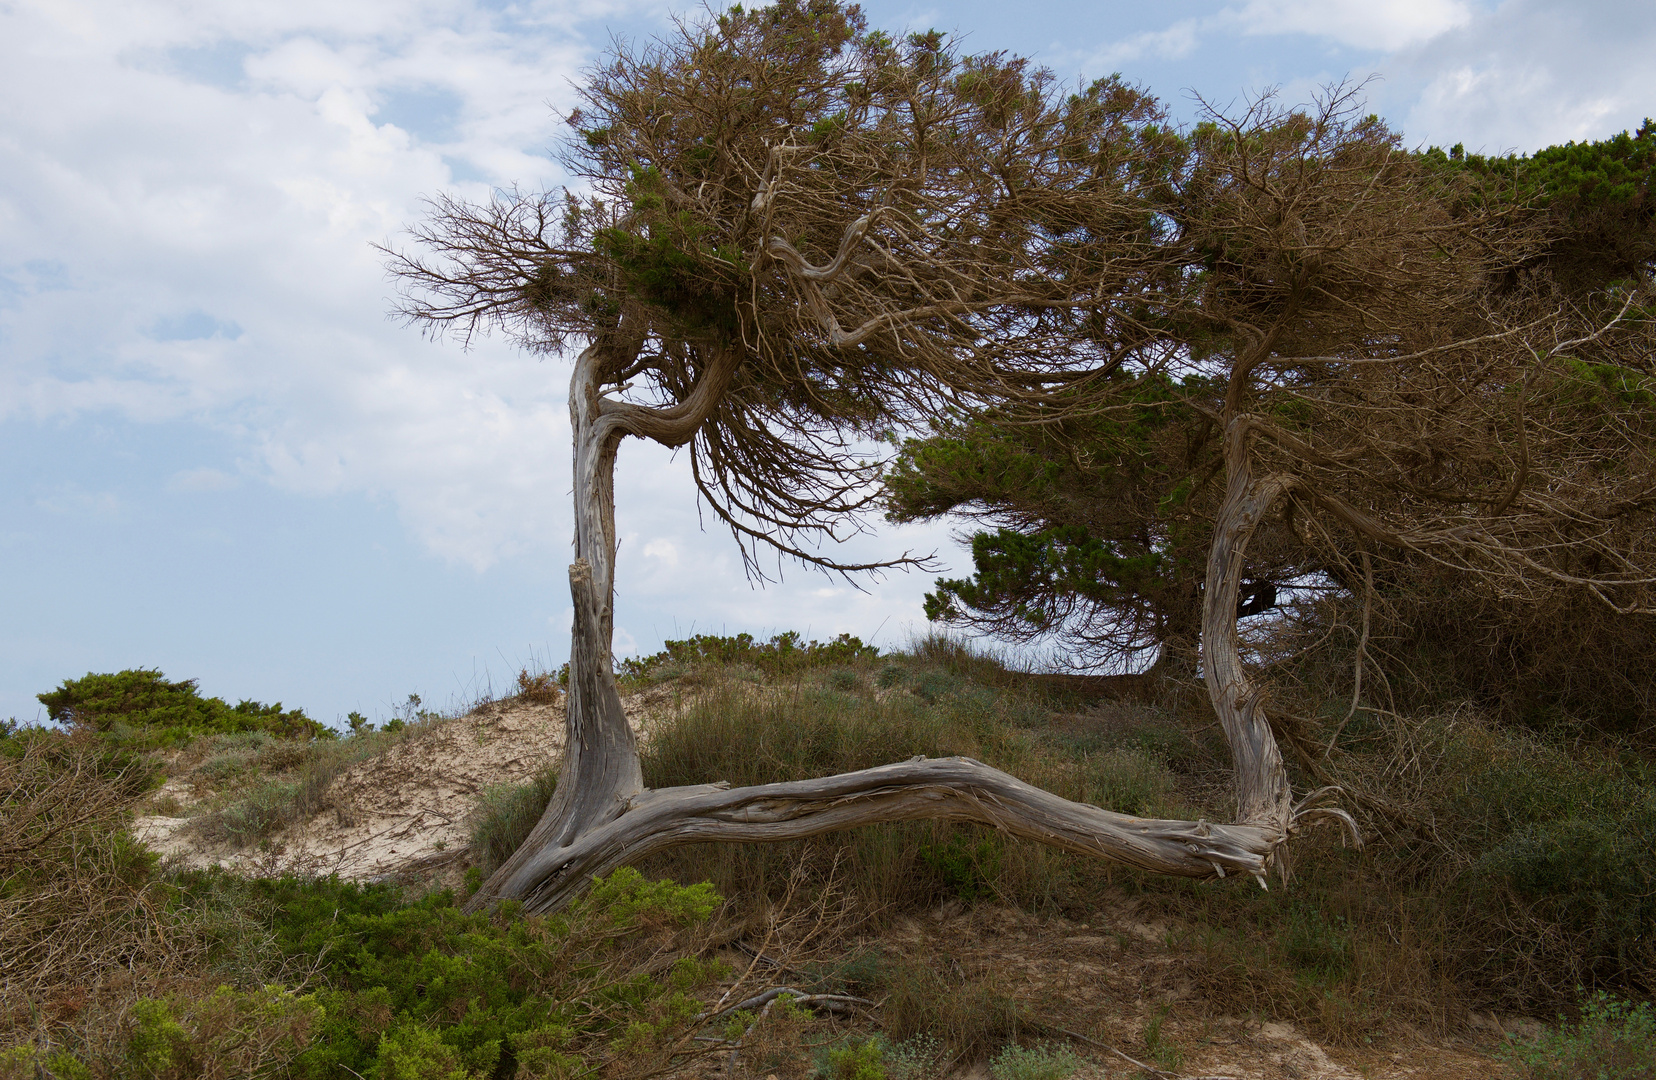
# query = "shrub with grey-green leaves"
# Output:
<box><xmin>988</xmin><ymin>1041</ymin><xmax>1082</xmax><ymax>1080</ymax></box>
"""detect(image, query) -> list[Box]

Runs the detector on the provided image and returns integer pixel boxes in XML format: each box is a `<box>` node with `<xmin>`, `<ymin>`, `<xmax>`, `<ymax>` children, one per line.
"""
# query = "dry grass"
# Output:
<box><xmin>1</xmin><ymin>739</ymin><xmax>174</xmax><ymax>1015</ymax></box>
<box><xmin>0</xmin><ymin>734</ymin><xmax>289</xmax><ymax>1070</ymax></box>
<box><xmin>182</xmin><ymin>717</ymin><xmax>449</xmax><ymax>848</ymax></box>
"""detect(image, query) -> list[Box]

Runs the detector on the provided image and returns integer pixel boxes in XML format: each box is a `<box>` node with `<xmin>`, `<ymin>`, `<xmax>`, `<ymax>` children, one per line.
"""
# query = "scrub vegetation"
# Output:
<box><xmin>5</xmin><ymin>632</ymin><xmax>1654</xmax><ymax>1077</ymax></box>
<box><xmin>7</xmin><ymin>0</ymin><xmax>1654</xmax><ymax>1075</ymax></box>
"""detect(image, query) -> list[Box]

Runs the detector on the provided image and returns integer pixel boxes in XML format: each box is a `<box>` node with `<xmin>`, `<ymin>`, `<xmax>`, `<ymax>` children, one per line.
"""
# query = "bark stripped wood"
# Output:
<box><xmin>487</xmin><ymin>757</ymin><xmax>1288</xmax><ymax>915</ymax></box>
<box><xmin>1201</xmin><ymin>417</ymin><xmax>1295</xmax><ymax>833</ymax></box>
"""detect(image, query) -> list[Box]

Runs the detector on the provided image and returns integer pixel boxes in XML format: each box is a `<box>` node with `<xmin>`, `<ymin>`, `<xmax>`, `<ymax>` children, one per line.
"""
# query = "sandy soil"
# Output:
<box><xmin>130</xmin><ymin>686</ymin><xmax>1516</xmax><ymax>1080</ymax></box>
<box><xmin>877</xmin><ymin>903</ymin><xmax>1507</xmax><ymax>1080</ymax></box>
<box><xmin>132</xmin><ymin>684</ymin><xmax>677</xmax><ymax>881</ymax></box>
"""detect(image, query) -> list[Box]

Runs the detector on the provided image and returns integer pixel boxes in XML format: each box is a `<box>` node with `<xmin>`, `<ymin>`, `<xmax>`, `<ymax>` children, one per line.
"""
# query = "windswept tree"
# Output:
<box><xmin>1173</xmin><ymin>90</ymin><xmax>1656</xmax><ymax>815</ymax></box>
<box><xmin>890</xmin><ymin>97</ymin><xmax>1656</xmax><ymax>738</ymax></box>
<box><xmin>386</xmin><ymin>0</ymin><xmax>1345</xmax><ymax>913</ymax></box>
<box><xmin>1351</xmin><ymin>121</ymin><xmax>1656</xmax><ymax>727</ymax></box>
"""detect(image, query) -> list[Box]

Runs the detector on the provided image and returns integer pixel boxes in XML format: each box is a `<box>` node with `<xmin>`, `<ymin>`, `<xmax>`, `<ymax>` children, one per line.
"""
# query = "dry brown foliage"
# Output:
<box><xmin>1</xmin><ymin>741</ymin><xmax>171</xmax><ymax>1020</ymax></box>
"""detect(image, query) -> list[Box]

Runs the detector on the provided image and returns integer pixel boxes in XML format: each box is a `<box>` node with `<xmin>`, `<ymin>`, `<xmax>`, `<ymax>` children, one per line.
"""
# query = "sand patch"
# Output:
<box><xmin>135</xmin><ymin>685</ymin><xmax>678</xmax><ymax>881</ymax></box>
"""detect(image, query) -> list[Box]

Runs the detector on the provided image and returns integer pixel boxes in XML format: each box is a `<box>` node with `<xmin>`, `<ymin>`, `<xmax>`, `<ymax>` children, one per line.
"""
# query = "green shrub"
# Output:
<box><xmin>618</xmin><ymin>631</ymin><xmax>878</xmax><ymax>681</ymax></box>
<box><xmin>37</xmin><ymin>670</ymin><xmax>331</xmax><ymax>746</ymax></box>
<box><xmin>241</xmin><ymin>868</ymin><xmax>726</xmax><ymax>1080</ymax></box>
<box><xmin>987</xmin><ymin>1041</ymin><xmax>1081</xmax><ymax>1080</ymax></box>
<box><xmin>122</xmin><ymin>984</ymin><xmax>324</xmax><ymax>1080</ymax></box>
<box><xmin>827</xmin><ymin>668</ymin><xmax>862</xmax><ymax>691</ymax></box>
<box><xmin>882</xmin><ymin>1033</ymin><xmax>943</xmax><ymax>1080</ymax></box>
<box><xmin>1405</xmin><ymin>719</ymin><xmax>1656</xmax><ymax>999</ymax></box>
<box><xmin>1500</xmin><ymin>991</ymin><xmax>1656</xmax><ymax>1080</ymax></box>
<box><xmin>374</xmin><ymin>1022</ymin><xmax>476</xmax><ymax>1080</ymax></box>
<box><xmin>919</xmin><ymin>834</ymin><xmax>1001</xmax><ymax>902</ymax></box>
<box><xmin>808</xmin><ymin>1033</ymin><xmax>948</xmax><ymax>1080</ymax></box>
<box><xmin>876</xmin><ymin>664</ymin><xmax>907</xmax><ymax>689</ymax></box>
<box><xmin>910</xmin><ymin>672</ymin><xmax>957</xmax><ymax>704</ymax></box>
<box><xmin>816</xmin><ymin>1036</ymin><xmax>888</xmax><ymax>1080</ymax></box>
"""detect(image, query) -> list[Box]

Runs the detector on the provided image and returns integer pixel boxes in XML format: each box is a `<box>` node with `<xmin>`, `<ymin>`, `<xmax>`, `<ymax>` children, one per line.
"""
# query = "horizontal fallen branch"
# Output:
<box><xmin>487</xmin><ymin>756</ymin><xmax>1289</xmax><ymax>914</ymax></box>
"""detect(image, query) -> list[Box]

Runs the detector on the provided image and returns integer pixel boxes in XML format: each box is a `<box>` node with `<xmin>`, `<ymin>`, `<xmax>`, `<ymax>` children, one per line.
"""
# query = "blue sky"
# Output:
<box><xmin>3</xmin><ymin>0</ymin><xmax>1652</xmax><ymax>726</ymax></box>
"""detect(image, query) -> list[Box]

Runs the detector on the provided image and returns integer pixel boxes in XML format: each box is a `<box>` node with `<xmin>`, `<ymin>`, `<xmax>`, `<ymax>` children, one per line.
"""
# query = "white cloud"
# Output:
<box><xmin>0</xmin><ymin>0</ymin><xmax>635</xmax><ymax>570</ymax></box>
<box><xmin>167</xmin><ymin>467</ymin><xmax>239</xmax><ymax>492</ymax></box>
<box><xmin>1391</xmin><ymin>0</ymin><xmax>1656</xmax><ymax>151</ymax></box>
<box><xmin>1086</xmin><ymin>19</ymin><xmax>1203</xmax><ymax>68</ymax></box>
<box><xmin>1229</xmin><ymin>0</ymin><xmax>1473</xmax><ymax>51</ymax></box>
<box><xmin>642</xmin><ymin>538</ymin><xmax>680</xmax><ymax>566</ymax></box>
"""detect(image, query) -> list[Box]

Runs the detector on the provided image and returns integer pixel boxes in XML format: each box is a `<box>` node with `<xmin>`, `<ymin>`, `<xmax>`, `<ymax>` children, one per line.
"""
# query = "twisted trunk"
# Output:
<box><xmin>468</xmin><ymin>347</ymin><xmax>643</xmax><ymax>910</ymax></box>
<box><xmin>1202</xmin><ymin>416</ymin><xmax>1294</xmax><ymax>834</ymax></box>
<box><xmin>467</xmin><ymin>367</ymin><xmax>1335</xmax><ymax>915</ymax></box>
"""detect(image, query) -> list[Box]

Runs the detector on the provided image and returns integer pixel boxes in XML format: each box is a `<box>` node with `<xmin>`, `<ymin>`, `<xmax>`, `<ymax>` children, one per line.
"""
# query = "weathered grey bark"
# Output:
<box><xmin>492</xmin><ymin>759</ymin><xmax>1287</xmax><ymax>915</ymax></box>
<box><xmin>469</xmin><ymin>342</ymin><xmax>739</xmax><ymax>911</ymax></box>
<box><xmin>470</xmin><ymin>350</ymin><xmax>642</xmax><ymax>910</ymax></box>
<box><xmin>466</xmin><ymin>361</ymin><xmax>1356</xmax><ymax>915</ymax></box>
<box><xmin>1202</xmin><ymin>417</ymin><xmax>1295</xmax><ymax>832</ymax></box>
<box><xmin>464</xmin><ymin>391</ymin><xmax>1353</xmax><ymax>913</ymax></box>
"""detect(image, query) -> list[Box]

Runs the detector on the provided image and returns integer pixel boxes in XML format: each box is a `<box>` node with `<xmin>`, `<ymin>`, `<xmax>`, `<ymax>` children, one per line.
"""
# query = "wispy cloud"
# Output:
<box><xmin>1227</xmin><ymin>0</ymin><xmax>1473</xmax><ymax>51</ymax></box>
<box><xmin>1088</xmin><ymin>19</ymin><xmax>1203</xmax><ymax>68</ymax></box>
<box><xmin>1393</xmin><ymin>0</ymin><xmax>1656</xmax><ymax>150</ymax></box>
<box><xmin>0</xmin><ymin>0</ymin><xmax>642</xmax><ymax>570</ymax></box>
<box><xmin>166</xmin><ymin>467</ymin><xmax>240</xmax><ymax>492</ymax></box>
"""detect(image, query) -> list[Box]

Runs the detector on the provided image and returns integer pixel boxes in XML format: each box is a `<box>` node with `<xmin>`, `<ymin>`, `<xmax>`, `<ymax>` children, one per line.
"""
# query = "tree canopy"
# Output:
<box><xmin>387</xmin><ymin>2</ymin><xmax>1655</xmax><ymax>914</ymax></box>
<box><xmin>888</xmin><ymin>101</ymin><xmax>1656</xmax><ymax>724</ymax></box>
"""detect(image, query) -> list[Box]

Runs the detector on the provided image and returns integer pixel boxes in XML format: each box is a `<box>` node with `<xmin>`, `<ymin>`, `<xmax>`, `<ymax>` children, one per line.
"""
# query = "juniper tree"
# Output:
<box><xmin>1167</xmin><ymin>90</ymin><xmax>1656</xmax><ymax>823</ymax></box>
<box><xmin>883</xmin><ymin>371</ymin><xmax>1314</xmax><ymax>678</ymax></box>
<box><xmin>385</xmin><ymin>0</ymin><xmax>1340</xmax><ymax>912</ymax></box>
<box><xmin>889</xmin><ymin>97</ymin><xmax>1656</xmax><ymax>742</ymax></box>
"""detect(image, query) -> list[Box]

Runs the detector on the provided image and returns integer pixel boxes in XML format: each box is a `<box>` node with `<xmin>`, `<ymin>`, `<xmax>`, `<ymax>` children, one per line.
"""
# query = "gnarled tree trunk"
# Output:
<box><xmin>1202</xmin><ymin>417</ymin><xmax>1295</xmax><ymax>833</ymax></box>
<box><xmin>465</xmin><ymin>369</ymin><xmax>1351</xmax><ymax>914</ymax></box>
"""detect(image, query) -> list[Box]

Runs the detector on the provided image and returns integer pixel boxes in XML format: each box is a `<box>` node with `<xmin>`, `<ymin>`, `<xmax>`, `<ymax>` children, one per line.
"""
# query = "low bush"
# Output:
<box><xmin>618</xmin><ymin>631</ymin><xmax>879</xmax><ymax>681</ymax></box>
<box><xmin>0</xmin><ymin>731</ymin><xmax>289</xmax><ymax>1072</ymax></box>
<box><xmin>247</xmin><ymin>868</ymin><xmax>725</xmax><ymax>1080</ymax></box>
<box><xmin>818</xmin><ymin>1036</ymin><xmax>889</xmax><ymax>1080</ymax></box>
<box><xmin>1313</xmin><ymin>712</ymin><xmax>1656</xmax><ymax>1006</ymax></box>
<box><xmin>5</xmin><ymin>850</ymin><xmax>736</xmax><ymax>1080</ymax></box>
<box><xmin>1</xmin><ymin>734</ymin><xmax>167</xmax><ymax>1013</ymax></box>
<box><xmin>36</xmin><ymin>669</ymin><xmax>330</xmax><ymax>747</ymax></box>
<box><xmin>1500</xmin><ymin>991</ymin><xmax>1656</xmax><ymax>1080</ymax></box>
<box><xmin>987</xmin><ymin>1041</ymin><xmax>1082</xmax><ymax>1080</ymax></box>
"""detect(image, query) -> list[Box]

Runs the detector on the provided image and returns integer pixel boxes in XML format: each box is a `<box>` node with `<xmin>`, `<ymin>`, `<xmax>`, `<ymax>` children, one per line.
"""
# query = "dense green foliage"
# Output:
<box><xmin>1425</xmin><ymin>119</ymin><xmax>1656</xmax><ymax>292</ymax></box>
<box><xmin>884</xmin><ymin>373</ymin><xmax>1301</xmax><ymax>671</ymax></box>
<box><xmin>36</xmin><ymin>669</ymin><xmax>330</xmax><ymax>747</ymax></box>
<box><xmin>229</xmin><ymin>870</ymin><xmax>721</xmax><ymax>1079</ymax></box>
<box><xmin>617</xmin><ymin>630</ymin><xmax>879</xmax><ymax>680</ymax></box>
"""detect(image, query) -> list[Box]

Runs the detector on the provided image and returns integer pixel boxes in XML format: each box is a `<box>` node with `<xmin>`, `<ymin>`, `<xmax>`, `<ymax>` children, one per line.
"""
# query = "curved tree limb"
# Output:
<box><xmin>485</xmin><ymin>756</ymin><xmax>1289</xmax><ymax>915</ymax></box>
